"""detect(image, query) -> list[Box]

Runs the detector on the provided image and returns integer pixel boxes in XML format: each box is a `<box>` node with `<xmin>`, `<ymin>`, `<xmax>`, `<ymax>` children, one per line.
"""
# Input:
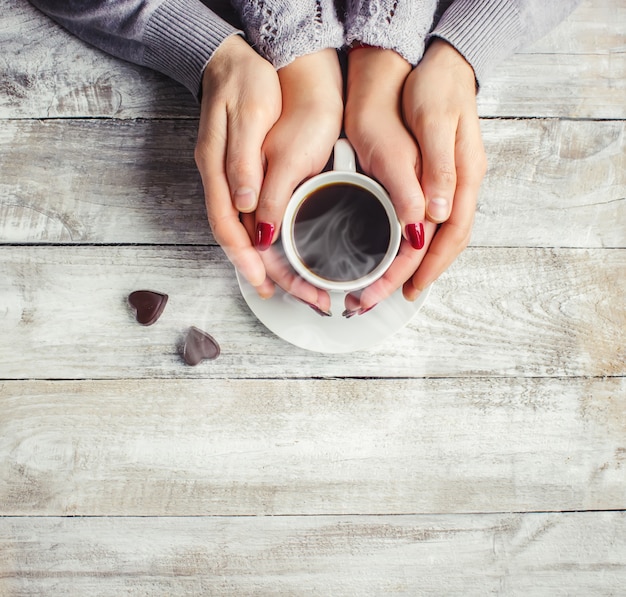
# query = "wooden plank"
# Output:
<box><xmin>478</xmin><ymin>0</ymin><xmax>626</xmax><ymax>119</ymax></box>
<box><xmin>1</xmin><ymin>245</ymin><xmax>624</xmax><ymax>379</ymax></box>
<box><xmin>0</xmin><ymin>245</ymin><xmax>623</xmax><ymax>379</ymax></box>
<box><xmin>0</xmin><ymin>513</ymin><xmax>624</xmax><ymax>595</ymax></box>
<box><xmin>0</xmin><ymin>0</ymin><xmax>195</xmax><ymax>119</ymax></box>
<box><xmin>0</xmin><ymin>119</ymin><xmax>623</xmax><ymax>247</ymax></box>
<box><xmin>1</xmin><ymin>0</ymin><xmax>624</xmax><ymax>120</ymax></box>
<box><xmin>0</xmin><ymin>119</ymin><xmax>206</xmax><ymax>244</ymax></box>
<box><xmin>1</xmin><ymin>378</ymin><xmax>624</xmax><ymax>515</ymax></box>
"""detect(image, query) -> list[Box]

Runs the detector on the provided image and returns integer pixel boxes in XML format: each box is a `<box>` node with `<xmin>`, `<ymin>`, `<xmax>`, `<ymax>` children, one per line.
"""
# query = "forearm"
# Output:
<box><xmin>429</xmin><ymin>0</ymin><xmax>584</xmax><ymax>86</ymax></box>
<box><xmin>28</xmin><ymin>0</ymin><xmax>242</xmax><ymax>97</ymax></box>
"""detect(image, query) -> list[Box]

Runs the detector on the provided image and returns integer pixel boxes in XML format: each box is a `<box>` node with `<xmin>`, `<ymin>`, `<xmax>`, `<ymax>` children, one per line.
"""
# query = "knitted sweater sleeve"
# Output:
<box><xmin>230</xmin><ymin>0</ymin><xmax>345</xmax><ymax>68</ymax></box>
<box><xmin>429</xmin><ymin>0</ymin><xmax>584</xmax><ymax>86</ymax></box>
<box><xmin>344</xmin><ymin>0</ymin><xmax>438</xmax><ymax>65</ymax></box>
<box><xmin>28</xmin><ymin>0</ymin><xmax>243</xmax><ymax>98</ymax></box>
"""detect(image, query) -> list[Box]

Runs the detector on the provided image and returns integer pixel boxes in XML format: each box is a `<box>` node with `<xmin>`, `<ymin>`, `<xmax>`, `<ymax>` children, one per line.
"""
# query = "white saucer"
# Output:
<box><xmin>236</xmin><ymin>271</ymin><xmax>431</xmax><ymax>353</ymax></box>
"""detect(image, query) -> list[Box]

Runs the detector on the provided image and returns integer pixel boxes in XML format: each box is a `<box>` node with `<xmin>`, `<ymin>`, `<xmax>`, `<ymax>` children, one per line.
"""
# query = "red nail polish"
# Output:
<box><xmin>295</xmin><ymin>298</ymin><xmax>332</xmax><ymax>317</ymax></box>
<box><xmin>358</xmin><ymin>303</ymin><xmax>378</xmax><ymax>316</ymax></box>
<box><xmin>342</xmin><ymin>308</ymin><xmax>359</xmax><ymax>319</ymax></box>
<box><xmin>255</xmin><ymin>222</ymin><xmax>275</xmax><ymax>251</ymax></box>
<box><xmin>405</xmin><ymin>222</ymin><xmax>425</xmax><ymax>250</ymax></box>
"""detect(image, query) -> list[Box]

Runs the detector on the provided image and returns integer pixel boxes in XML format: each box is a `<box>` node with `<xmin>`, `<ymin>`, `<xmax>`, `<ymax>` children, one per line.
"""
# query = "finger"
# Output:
<box><xmin>368</xmin><ymin>137</ymin><xmax>428</xmax><ymax>252</ymax></box>
<box><xmin>260</xmin><ymin>243</ymin><xmax>332</xmax><ymax>315</ymax></box>
<box><xmin>413</xmin><ymin>114</ymin><xmax>458</xmax><ymax>224</ymax></box>
<box><xmin>226</xmin><ymin>104</ymin><xmax>277</xmax><ymax>214</ymax></box>
<box><xmin>242</xmin><ymin>206</ymin><xmax>331</xmax><ymax>312</ymax></box>
<box><xmin>349</xmin><ymin>220</ymin><xmax>438</xmax><ymax>312</ymax></box>
<box><xmin>195</xmin><ymin>104</ymin><xmax>268</xmax><ymax>292</ymax></box>
<box><xmin>405</xmin><ymin>116</ymin><xmax>486</xmax><ymax>299</ymax></box>
<box><xmin>254</xmin><ymin>131</ymin><xmax>333</xmax><ymax>252</ymax></box>
<box><xmin>403</xmin><ymin>215</ymin><xmax>472</xmax><ymax>302</ymax></box>
<box><xmin>349</xmin><ymin>119</ymin><xmax>427</xmax><ymax>252</ymax></box>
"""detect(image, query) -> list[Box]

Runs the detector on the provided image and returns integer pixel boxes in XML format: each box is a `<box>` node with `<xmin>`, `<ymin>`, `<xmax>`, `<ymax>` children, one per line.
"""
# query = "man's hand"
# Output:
<box><xmin>195</xmin><ymin>35</ymin><xmax>282</xmax><ymax>298</ymax></box>
<box><xmin>402</xmin><ymin>39</ymin><xmax>487</xmax><ymax>299</ymax></box>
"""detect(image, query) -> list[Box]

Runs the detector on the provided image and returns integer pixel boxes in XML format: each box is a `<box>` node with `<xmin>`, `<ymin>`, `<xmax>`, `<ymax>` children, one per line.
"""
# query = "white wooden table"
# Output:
<box><xmin>1</xmin><ymin>0</ymin><xmax>625</xmax><ymax>594</ymax></box>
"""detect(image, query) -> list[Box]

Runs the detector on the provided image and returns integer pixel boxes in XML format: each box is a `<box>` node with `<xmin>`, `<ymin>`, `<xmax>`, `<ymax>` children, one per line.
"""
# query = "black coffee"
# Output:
<box><xmin>293</xmin><ymin>183</ymin><xmax>390</xmax><ymax>282</ymax></box>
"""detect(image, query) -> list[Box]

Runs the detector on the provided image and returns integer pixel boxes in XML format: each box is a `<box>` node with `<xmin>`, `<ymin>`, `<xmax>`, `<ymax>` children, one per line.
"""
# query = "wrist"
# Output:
<box><xmin>347</xmin><ymin>41</ymin><xmax>379</xmax><ymax>54</ymax></box>
<box><xmin>203</xmin><ymin>35</ymin><xmax>252</xmax><ymax>92</ymax></box>
<box><xmin>422</xmin><ymin>39</ymin><xmax>477</xmax><ymax>91</ymax></box>
<box><xmin>278</xmin><ymin>49</ymin><xmax>343</xmax><ymax>108</ymax></box>
<box><xmin>346</xmin><ymin>47</ymin><xmax>411</xmax><ymax>109</ymax></box>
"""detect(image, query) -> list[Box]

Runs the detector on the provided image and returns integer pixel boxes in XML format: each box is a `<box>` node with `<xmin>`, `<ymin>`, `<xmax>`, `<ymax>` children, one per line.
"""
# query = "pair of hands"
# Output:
<box><xmin>195</xmin><ymin>35</ymin><xmax>487</xmax><ymax>315</ymax></box>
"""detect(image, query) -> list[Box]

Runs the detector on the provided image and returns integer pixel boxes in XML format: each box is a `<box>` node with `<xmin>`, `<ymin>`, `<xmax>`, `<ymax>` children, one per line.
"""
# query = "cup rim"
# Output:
<box><xmin>281</xmin><ymin>170</ymin><xmax>401</xmax><ymax>293</ymax></box>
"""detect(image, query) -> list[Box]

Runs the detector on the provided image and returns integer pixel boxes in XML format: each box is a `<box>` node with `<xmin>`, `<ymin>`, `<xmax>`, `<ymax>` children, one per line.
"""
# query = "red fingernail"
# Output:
<box><xmin>295</xmin><ymin>298</ymin><xmax>332</xmax><ymax>317</ymax></box>
<box><xmin>342</xmin><ymin>308</ymin><xmax>359</xmax><ymax>319</ymax></box>
<box><xmin>358</xmin><ymin>303</ymin><xmax>378</xmax><ymax>316</ymax></box>
<box><xmin>255</xmin><ymin>222</ymin><xmax>275</xmax><ymax>251</ymax></box>
<box><xmin>405</xmin><ymin>222</ymin><xmax>425</xmax><ymax>250</ymax></box>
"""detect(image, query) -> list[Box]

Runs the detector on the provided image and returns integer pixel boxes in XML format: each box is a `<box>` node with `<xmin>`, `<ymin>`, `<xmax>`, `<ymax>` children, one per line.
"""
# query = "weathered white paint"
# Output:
<box><xmin>0</xmin><ymin>119</ymin><xmax>623</xmax><ymax>246</ymax></box>
<box><xmin>0</xmin><ymin>0</ymin><xmax>624</xmax><ymax>594</ymax></box>
<box><xmin>0</xmin><ymin>378</ymin><xmax>624</xmax><ymax>515</ymax></box>
<box><xmin>0</xmin><ymin>513</ymin><xmax>624</xmax><ymax>596</ymax></box>
<box><xmin>0</xmin><ymin>246</ymin><xmax>624</xmax><ymax>378</ymax></box>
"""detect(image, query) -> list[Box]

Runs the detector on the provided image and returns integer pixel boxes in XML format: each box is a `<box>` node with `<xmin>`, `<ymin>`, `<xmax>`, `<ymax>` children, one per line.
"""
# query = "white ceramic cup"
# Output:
<box><xmin>281</xmin><ymin>139</ymin><xmax>401</xmax><ymax>293</ymax></box>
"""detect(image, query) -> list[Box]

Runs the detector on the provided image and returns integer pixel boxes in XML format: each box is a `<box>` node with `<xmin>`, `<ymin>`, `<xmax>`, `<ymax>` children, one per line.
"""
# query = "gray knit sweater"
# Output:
<box><xmin>29</xmin><ymin>0</ymin><xmax>582</xmax><ymax>98</ymax></box>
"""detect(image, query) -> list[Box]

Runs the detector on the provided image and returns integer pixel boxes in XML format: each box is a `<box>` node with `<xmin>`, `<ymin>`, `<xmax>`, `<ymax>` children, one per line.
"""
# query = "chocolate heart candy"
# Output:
<box><xmin>128</xmin><ymin>290</ymin><xmax>168</xmax><ymax>326</ymax></box>
<box><xmin>183</xmin><ymin>326</ymin><xmax>220</xmax><ymax>366</ymax></box>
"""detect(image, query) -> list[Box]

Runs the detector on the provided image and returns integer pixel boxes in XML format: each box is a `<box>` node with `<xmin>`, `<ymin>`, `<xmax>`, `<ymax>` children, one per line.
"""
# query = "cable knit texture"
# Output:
<box><xmin>230</xmin><ymin>0</ymin><xmax>345</xmax><ymax>68</ymax></box>
<box><xmin>345</xmin><ymin>0</ymin><xmax>438</xmax><ymax>65</ymax></box>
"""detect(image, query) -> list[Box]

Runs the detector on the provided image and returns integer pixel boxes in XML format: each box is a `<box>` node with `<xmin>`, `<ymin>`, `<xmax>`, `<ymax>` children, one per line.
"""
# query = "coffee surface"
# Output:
<box><xmin>293</xmin><ymin>183</ymin><xmax>390</xmax><ymax>282</ymax></box>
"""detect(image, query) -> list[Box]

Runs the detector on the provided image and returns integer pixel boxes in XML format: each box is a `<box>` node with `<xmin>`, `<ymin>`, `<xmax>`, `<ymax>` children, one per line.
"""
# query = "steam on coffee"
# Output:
<box><xmin>293</xmin><ymin>183</ymin><xmax>391</xmax><ymax>283</ymax></box>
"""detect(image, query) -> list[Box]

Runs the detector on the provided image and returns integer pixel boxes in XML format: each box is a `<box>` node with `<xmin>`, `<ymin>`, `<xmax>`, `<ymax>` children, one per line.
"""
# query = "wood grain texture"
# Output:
<box><xmin>0</xmin><ymin>118</ymin><xmax>623</xmax><ymax>246</ymax></box>
<box><xmin>1</xmin><ymin>378</ymin><xmax>624</xmax><ymax>515</ymax></box>
<box><xmin>1</xmin><ymin>0</ymin><xmax>624</xmax><ymax>120</ymax></box>
<box><xmin>0</xmin><ymin>246</ymin><xmax>623</xmax><ymax>379</ymax></box>
<box><xmin>1</xmin><ymin>513</ymin><xmax>624</xmax><ymax>596</ymax></box>
<box><xmin>1</xmin><ymin>0</ymin><xmax>624</xmax><ymax>592</ymax></box>
<box><xmin>0</xmin><ymin>0</ymin><xmax>195</xmax><ymax>119</ymax></box>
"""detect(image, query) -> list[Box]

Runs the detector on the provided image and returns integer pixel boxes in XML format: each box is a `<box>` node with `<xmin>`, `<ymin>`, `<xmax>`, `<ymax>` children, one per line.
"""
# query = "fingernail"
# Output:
<box><xmin>341</xmin><ymin>305</ymin><xmax>368</xmax><ymax>319</ymax></box>
<box><xmin>255</xmin><ymin>222</ymin><xmax>275</xmax><ymax>251</ymax></box>
<box><xmin>405</xmin><ymin>222</ymin><xmax>425</xmax><ymax>250</ymax></box>
<box><xmin>428</xmin><ymin>197</ymin><xmax>450</xmax><ymax>222</ymax></box>
<box><xmin>234</xmin><ymin>187</ymin><xmax>257</xmax><ymax>212</ymax></box>
<box><xmin>295</xmin><ymin>298</ymin><xmax>332</xmax><ymax>317</ymax></box>
<box><xmin>406</xmin><ymin>289</ymin><xmax>422</xmax><ymax>302</ymax></box>
<box><xmin>358</xmin><ymin>303</ymin><xmax>378</xmax><ymax>316</ymax></box>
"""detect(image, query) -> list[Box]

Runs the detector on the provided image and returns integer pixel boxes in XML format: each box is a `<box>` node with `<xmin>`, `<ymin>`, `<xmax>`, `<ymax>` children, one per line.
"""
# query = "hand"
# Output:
<box><xmin>240</xmin><ymin>214</ymin><xmax>333</xmax><ymax>316</ymax></box>
<box><xmin>252</xmin><ymin>49</ymin><xmax>344</xmax><ymax>314</ymax></box>
<box><xmin>344</xmin><ymin>47</ymin><xmax>435</xmax><ymax>312</ymax></box>
<box><xmin>255</xmin><ymin>49</ymin><xmax>344</xmax><ymax>243</ymax></box>
<box><xmin>401</xmin><ymin>39</ymin><xmax>487</xmax><ymax>300</ymax></box>
<box><xmin>195</xmin><ymin>35</ymin><xmax>281</xmax><ymax>299</ymax></box>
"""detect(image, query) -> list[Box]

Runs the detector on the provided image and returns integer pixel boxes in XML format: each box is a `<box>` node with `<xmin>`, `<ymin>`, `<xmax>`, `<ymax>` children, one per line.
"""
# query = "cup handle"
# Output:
<box><xmin>332</xmin><ymin>138</ymin><xmax>356</xmax><ymax>173</ymax></box>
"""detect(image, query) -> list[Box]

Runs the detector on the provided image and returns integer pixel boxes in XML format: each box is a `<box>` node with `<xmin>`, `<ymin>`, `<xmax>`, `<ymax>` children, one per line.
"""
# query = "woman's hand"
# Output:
<box><xmin>401</xmin><ymin>39</ymin><xmax>487</xmax><ymax>300</ymax></box>
<box><xmin>195</xmin><ymin>35</ymin><xmax>282</xmax><ymax>299</ymax></box>
<box><xmin>344</xmin><ymin>46</ymin><xmax>435</xmax><ymax>312</ymax></box>
<box><xmin>252</xmin><ymin>48</ymin><xmax>344</xmax><ymax>314</ymax></box>
<box><xmin>255</xmin><ymin>49</ymin><xmax>344</xmax><ymax>245</ymax></box>
<box><xmin>343</xmin><ymin>41</ymin><xmax>487</xmax><ymax>313</ymax></box>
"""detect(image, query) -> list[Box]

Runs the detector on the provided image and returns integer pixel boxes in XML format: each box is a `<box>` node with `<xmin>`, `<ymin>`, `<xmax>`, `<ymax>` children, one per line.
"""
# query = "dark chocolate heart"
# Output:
<box><xmin>183</xmin><ymin>326</ymin><xmax>220</xmax><ymax>366</ymax></box>
<box><xmin>128</xmin><ymin>290</ymin><xmax>168</xmax><ymax>326</ymax></box>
